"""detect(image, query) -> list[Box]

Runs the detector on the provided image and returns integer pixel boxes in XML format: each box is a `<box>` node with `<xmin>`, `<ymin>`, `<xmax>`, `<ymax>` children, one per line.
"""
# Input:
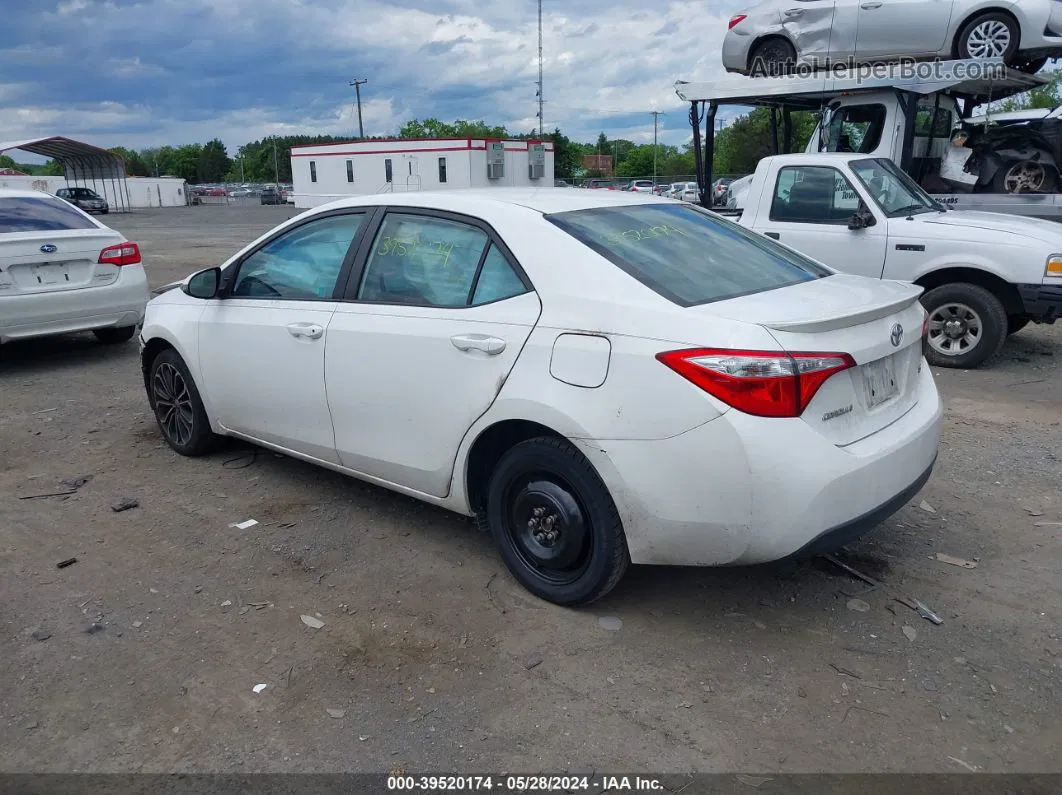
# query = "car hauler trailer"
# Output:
<box><xmin>675</xmin><ymin>59</ymin><xmax>1062</xmax><ymax>220</ymax></box>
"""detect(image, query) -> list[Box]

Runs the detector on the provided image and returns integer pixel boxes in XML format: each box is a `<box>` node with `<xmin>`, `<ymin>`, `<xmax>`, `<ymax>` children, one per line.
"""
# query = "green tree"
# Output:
<box><xmin>196</xmin><ymin>138</ymin><xmax>230</xmax><ymax>183</ymax></box>
<box><xmin>997</xmin><ymin>69</ymin><xmax>1062</xmax><ymax>112</ymax></box>
<box><xmin>398</xmin><ymin>118</ymin><xmax>507</xmax><ymax>138</ymax></box>
<box><xmin>0</xmin><ymin>154</ymin><xmax>18</xmax><ymax>170</ymax></box>
<box><xmin>109</xmin><ymin>147</ymin><xmax>149</xmax><ymax>176</ymax></box>
<box><xmin>544</xmin><ymin>128</ymin><xmax>578</xmax><ymax>179</ymax></box>
<box><xmin>712</xmin><ymin>108</ymin><xmax>817</xmax><ymax>175</ymax></box>
<box><xmin>39</xmin><ymin>159</ymin><xmax>66</xmax><ymax>176</ymax></box>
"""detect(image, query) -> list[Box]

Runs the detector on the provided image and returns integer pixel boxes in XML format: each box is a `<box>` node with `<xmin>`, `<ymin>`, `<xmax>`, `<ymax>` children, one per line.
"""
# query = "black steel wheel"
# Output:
<box><xmin>749</xmin><ymin>38</ymin><xmax>797</xmax><ymax>76</ymax></box>
<box><xmin>485</xmin><ymin>437</ymin><xmax>629</xmax><ymax>606</ymax></box>
<box><xmin>148</xmin><ymin>348</ymin><xmax>218</xmax><ymax>456</ymax></box>
<box><xmin>93</xmin><ymin>326</ymin><xmax>136</xmax><ymax>344</ymax></box>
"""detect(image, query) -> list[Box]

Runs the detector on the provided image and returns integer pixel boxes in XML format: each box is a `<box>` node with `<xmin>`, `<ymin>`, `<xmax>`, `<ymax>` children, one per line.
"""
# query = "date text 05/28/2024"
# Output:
<box><xmin>387</xmin><ymin>775</ymin><xmax>664</xmax><ymax>791</ymax></box>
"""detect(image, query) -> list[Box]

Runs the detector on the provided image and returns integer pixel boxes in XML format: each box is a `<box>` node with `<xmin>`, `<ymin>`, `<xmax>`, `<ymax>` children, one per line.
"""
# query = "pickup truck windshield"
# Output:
<box><xmin>850</xmin><ymin>158</ymin><xmax>941</xmax><ymax>217</ymax></box>
<box><xmin>546</xmin><ymin>203</ymin><xmax>831</xmax><ymax>307</ymax></box>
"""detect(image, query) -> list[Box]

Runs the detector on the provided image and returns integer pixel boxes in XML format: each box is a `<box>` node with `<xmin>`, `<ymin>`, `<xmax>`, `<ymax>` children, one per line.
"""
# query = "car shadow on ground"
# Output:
<box><xmin>0</xmin><ymin>333</ymin><xmax>138</xmax><ymax>375</ymax></box>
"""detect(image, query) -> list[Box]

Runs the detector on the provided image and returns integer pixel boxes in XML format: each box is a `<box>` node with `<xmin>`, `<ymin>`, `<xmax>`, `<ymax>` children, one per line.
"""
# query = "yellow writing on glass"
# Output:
<box><xmin>604</xmin><ymin>224</ymin><xmax>689</xmax><ymax>247</ymax></box>
<box><xmin>376</xmin><ymin>237</ymin><xmax>455</xmax><ymax>267</ymax></box>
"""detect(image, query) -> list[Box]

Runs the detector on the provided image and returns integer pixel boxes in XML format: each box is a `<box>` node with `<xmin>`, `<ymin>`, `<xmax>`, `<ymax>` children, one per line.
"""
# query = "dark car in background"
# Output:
<box><xmin>56</xmin><ymin>187</ymin><xmax>109</xmax><ymax>214</ymax></box>
<box><xmin>260</xmin><ymin>187</ymin><xmax>284</xmax><ymax>205</ymax></box>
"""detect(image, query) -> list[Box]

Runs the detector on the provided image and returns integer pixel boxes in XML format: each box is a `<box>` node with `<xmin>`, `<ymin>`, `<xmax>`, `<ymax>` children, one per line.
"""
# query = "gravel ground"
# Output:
<box><xmin>1</xmin><ymin>205</ymin><xmax>1060</xmax><ymax>776</ymax></box>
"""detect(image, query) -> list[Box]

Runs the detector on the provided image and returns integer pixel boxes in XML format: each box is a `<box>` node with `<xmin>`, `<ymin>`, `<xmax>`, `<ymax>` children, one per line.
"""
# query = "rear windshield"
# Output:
<box><xmin>0</xmin><ymin>196</ymin><xmax>97</xmax><ymax>233</ymax></box>
<box><xmin>546</xmin><ymin>203</ymin><xmax>831</xmax><ymax>306</ymax></box>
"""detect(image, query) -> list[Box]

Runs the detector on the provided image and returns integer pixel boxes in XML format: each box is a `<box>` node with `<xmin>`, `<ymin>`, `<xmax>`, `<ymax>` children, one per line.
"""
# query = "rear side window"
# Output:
<box><xmin>0</xmin><ymin>196</ymin><xmax>97</xmax><ymax>233</ymax></box>
<box><xmin>546</xmin><ymin>203</ymin><xmax>831</xmax><ymax>306</ymax></box>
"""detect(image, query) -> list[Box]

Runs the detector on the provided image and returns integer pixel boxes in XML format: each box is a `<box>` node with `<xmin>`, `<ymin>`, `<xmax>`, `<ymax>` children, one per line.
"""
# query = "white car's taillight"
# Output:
<box><xmin>98</xmin><ymin>242</ymin><xmax>142</xmax><ymax>266</ymax></box>
<box><xmin>657</xmin><ymin>348</ymin><xmax>856</xmax><ymax>418</ymax></box>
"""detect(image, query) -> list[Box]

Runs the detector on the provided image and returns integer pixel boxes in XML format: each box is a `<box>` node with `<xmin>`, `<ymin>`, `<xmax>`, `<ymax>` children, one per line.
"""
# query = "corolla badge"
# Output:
<box><xmin>890</xmin><ymin>323</ymin><xmax>904</xmax><ymax>347</ymax></box>
<box><xmin>40</xmin><ymin>244</ymin><xmax>58</xmax><ymax>254</ymax></box>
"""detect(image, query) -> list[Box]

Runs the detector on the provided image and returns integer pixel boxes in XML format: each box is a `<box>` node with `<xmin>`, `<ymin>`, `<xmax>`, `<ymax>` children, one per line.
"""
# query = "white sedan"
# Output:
<box><xmin>1</xmin><ymin>188</ymin><xmax>148</xmax><ymax>346</ymax></box>
<box><xmin>140</xmin><ymin>189</ymin><xmax>942</xmax><ymax>605</ymax></box>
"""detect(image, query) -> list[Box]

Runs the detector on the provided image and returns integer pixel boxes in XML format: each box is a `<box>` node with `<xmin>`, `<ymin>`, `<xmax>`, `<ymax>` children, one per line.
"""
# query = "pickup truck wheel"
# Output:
<box><xmin>1007</xmin><ymin>314</ymin><xmax>1030</xmax><ymax>335</ymax></box>
<box><xmin>921</xmin><ymin>283</ymin><xmax>1007</xmax><ymax>369</ymax></box>
<box><xmin>956</xmin><ymin>12</ymin><xmax>1018</xmax><ymax>61</ymax></box>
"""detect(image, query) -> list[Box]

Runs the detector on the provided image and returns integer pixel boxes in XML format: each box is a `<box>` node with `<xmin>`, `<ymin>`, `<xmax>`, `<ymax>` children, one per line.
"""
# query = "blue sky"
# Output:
<box><xmin>0</xmin><ymin>0</ymin><xmax>744</xmax><ymax>155</ymax></box>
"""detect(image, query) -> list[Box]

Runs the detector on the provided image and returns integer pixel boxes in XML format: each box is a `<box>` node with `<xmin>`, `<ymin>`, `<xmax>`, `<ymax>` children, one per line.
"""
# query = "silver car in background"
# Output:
<box><xmin>723</xmin><ymin>0</ymin><xmax>1062</xmax><ymax>75</ymax></box>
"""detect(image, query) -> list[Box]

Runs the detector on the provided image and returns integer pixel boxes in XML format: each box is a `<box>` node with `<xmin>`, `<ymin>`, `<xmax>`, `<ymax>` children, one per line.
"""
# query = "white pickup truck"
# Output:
<box><xmin>719</xmin><ymin>152</ymin><xmax>1062</xmax><ymax>368</ymax></box>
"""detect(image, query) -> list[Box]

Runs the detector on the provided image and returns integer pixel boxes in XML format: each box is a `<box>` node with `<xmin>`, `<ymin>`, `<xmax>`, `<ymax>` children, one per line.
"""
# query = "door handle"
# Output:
<box><xmin>286</xmin><ymin>322</ymin><xmax>324</xmax><ymax>340</ymax></box>
<box><xmin>783</xmin><ymin>8</ymin><xmax>805</xmax><ymax>16</ymax></box>
<box><xmin>860</xmin><ymin>1</ymin><xmax>882</xmax><ymax>8</ymax></box>
<box><xmin>451</xmin><ymin>333</ymin><xmax>506</xmax><ymax>355</ymax></box>
<box><xmin>764</xmin><ymin>231</ymin><xmax>781</xmax><ymax>239</ymax></box>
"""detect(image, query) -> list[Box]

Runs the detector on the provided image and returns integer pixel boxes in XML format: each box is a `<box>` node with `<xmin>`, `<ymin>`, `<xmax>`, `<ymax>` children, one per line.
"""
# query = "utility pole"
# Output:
<box><xmin>536</xmin><ymin>0</ymin><xmax>544</xmax><ymax>136</ymax></box>
<box><xmin>272</xmin><ymin>138</ymin><xmax>280</xmax><ymax>186</ymax></box>
<box><xmin>349</xmin><ymin>78</ymin><xmax>368</xmax><ymax>138</ymax></box>
<box><xmin>650</xmin><ymin>110</ymin><xmax>662</xmax><ymax>184</ymax></box>
<box><xmin>239</xmin><ymin>157</ymin><xmax>244</xmax><ymax>182</ymax></box>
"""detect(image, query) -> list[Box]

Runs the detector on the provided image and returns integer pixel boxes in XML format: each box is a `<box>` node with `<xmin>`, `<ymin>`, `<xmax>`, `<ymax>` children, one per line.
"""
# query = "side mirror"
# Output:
<box><xmin>182</xmin><ymin>267</ymin><xmax>220</xmax><ymax>299</ymax></box>
<box><xmin>847</xmin><ymin>202</ymin><xmax>876</xmax><ymax>230</ymax></box>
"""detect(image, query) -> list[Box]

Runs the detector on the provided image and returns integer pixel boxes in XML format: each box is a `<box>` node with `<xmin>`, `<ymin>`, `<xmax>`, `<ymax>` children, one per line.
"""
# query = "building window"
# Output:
<box><xmin>438</xmin><ymin>157</ymin><xmax>447</xmax><ymax>183</ymax></box>
<box><xmin>310</xmin><ymin>161</ymin><xmax>317</xmax><ymax>183</ymax></box>
<box><xmin>385</xmin><ymin>158</ymin><xmax>393</xmax><ymax>183</ymax></box>
<box><xmin>346</xmin><ymin>160</ymin><xmax>354</xmax><ymax>183</ymax></box>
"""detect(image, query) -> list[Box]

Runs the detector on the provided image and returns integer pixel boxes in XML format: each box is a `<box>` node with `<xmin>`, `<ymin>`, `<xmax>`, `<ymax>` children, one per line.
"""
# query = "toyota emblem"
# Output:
<box><xmin>890</xmin><ymin>323</ymin><xmax>904</xmax><ymax>347</ymax></box>
<box><xmin>40</xmin><ymin>244</ymin><xmax>58</xmax><ymax>253</ymax></box>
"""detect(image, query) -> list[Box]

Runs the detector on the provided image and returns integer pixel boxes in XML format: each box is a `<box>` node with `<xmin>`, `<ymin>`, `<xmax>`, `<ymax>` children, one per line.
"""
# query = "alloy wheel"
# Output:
<box><xmin>927</xmin><ymin>303</ymin><xmax>984</xmax><ymax>357</ymax></box>
<box><xmin>152</xmin><ymin>362</ymin><xmax>195</xmax><ymax>447</ymax></box>
<box><xmin>1002</xmin><ymin>161</ymin><xmax>1047</xmax><ymax>193</ymax></box>
<box><xmin>965</xmin><ymin>20</ymin><xmax>1011</xmax><ymax>58</ymax></box>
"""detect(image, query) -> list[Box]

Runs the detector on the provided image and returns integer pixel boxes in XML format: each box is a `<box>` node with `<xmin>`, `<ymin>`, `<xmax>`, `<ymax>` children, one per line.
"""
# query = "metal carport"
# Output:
<box><xmin>0</xmin><ymin>136</ymin><xmax>131</xmax><ymax>212</ymax></box>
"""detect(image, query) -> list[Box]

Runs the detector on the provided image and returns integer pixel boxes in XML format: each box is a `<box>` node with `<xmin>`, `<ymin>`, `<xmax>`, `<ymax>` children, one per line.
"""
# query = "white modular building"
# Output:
<box><xmin>0</xmin><ymin>173</ymin><xmax>188</xmax><ymax>208</ymax></box>
<box><xmin>289</xmin><ymin>137</ymin><xmax>555</xmax><ymax>209</ymax></box>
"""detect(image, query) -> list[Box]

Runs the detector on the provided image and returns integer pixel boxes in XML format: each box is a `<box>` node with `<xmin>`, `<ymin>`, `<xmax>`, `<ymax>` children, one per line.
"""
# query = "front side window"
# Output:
<box><xmin>309</xmin><ymin>161</ymin><xmax>317</xmax><ymax>183</ymax></box>
<box><xmin>357</xmin><ymin>213</ymin><xmax>490</xmax><ymax>306</ymax></box>
<box><xmin>547</xmin><ymin>203</ymin><xmax>830</xmax><ymax>306</ymax></box>
<box><xmin>770</xmin><ymin>165</ymin><xmax>861</xmax><ymax>223</ymax></box>
<box><xmin>914</xmin><ymin>104</ymin><xmax>954</xmax><ymax>137</ymax></box>
<box><xmin>850</xmin><ymin>157</ymin><xmax>939</xmax><ymax>217</ymax></box>
<box><xmin>0</xmin><ymin>196</ymin><xmax>97</xmax><ymax>232</ymax></box>
<box><xmin>231</xmin><ymin>212</ymin><xmax>364</xmax><ymax>300</ymax></box>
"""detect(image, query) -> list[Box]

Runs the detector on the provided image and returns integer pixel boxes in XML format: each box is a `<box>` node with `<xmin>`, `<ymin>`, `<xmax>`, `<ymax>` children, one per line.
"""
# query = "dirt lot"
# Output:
<box><xmin>1</xmin><ymin>205</ymin><xmax>1060</xmax><ymax>776</ymax></box>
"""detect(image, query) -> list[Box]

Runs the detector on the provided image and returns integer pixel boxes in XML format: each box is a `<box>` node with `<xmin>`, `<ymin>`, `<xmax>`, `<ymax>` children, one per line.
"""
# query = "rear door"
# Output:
<box><xmin>325</xmin><ymin>208</ymin><xmax>541</xmax><ymax>497</ymax></box>
<box><xmin>748</xmin><ymin>163</ymin><xmax>888</xmax><ymax>279</ymax></box>
<box><xmin>0</xmin><ymin>194</ymin><xmax>123</xmax><ymax>297</ymax></box>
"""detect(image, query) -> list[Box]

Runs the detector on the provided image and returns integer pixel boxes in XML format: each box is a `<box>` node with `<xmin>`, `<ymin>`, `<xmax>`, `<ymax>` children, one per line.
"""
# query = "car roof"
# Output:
<box><xmin>315</xmin><ymin>187</ymin><xmax>673</xmax><ymax>215</ymax></box>
<box><xmin>0</xmin><ymin>187</ymin><xmax>66</xmax><ymax>199</ymax></box>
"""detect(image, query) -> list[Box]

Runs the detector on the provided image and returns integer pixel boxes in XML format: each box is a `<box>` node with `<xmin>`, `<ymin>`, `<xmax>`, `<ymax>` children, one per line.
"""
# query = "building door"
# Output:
<box><xmin>404</xmin><ymin>156</ymin><xmax>421</xmax><ymax>192</ymax></box>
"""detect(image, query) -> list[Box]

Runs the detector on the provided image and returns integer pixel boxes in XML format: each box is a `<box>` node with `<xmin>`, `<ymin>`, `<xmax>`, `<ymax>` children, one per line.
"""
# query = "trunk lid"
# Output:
<box><xmin>0</xmin><ymin>228</ymin><xmax>126</xmax><ymax>297</ymax></box>
<box><xmin>704</xmin><ymin>274</ymin><xmax>926</xmax><ymax>446</ymax></box>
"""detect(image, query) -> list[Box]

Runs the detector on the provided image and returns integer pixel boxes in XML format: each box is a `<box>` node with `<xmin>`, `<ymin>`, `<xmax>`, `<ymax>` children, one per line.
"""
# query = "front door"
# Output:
<box><xmin>325</xmin><ymin>209</ymin><xmax>541</xmax><ymax>497</ymax></box>
<box><xmin>856</xmin><ymin>0</ymin><xmax>954</xmax><ymax>57</ymax></box>
<box><xmin>196</xmin><ymin>211</ymin><xmax>368</xmax><ymax>461</ymax></box>
<box><xmin>749</xmin><ymin>163</ymin><xmax>888</xmax><ymax>279</ymax></box>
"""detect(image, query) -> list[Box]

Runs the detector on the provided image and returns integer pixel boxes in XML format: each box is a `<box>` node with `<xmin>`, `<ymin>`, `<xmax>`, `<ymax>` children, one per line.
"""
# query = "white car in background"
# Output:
<box><xmin>627</xmin><ymin>180</ymin><xmax>655</xmax><ymax>193</ymax></box>
<box><xmin>0</xmin><ymin>188</ymin><xmax>148</xmax><ymax>346</ymax></box>
<box><xmin>724</xmin><ymin>0</ymin><xmax>1062</xmax><ymax>75</ymax></box>
<box><xmin>667</xmin><ymin>182</ymin><xmax>686</xmax><ymax>199</ymax></box>
<box><xmin>681</xmin><ymin>182</ymin><xmax>700</xmax><ymax>201</ymax></box>
<box><xmin>140</xmin><ymin>189</ymin><xmax>941</xmax><ymax>606</ymax></box>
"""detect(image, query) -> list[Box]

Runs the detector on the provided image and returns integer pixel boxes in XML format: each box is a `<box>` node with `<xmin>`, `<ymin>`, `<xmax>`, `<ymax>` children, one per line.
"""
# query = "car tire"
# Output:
<box><xmin>484</xmin><ymin>436</ymin><xmax>630</xmax><ymax>606</ymax></box>
<box><xmin>955</xmin><ymin>12</ymin><xmax>1019</xmax><ymax>62</ymax></box>
<box><xmin>147</xmin><ymin>348</ymin><xmax>219</xmax><ymax>456</ymax></box>
<box><xmin>1007</xmin><ymin>314</ymin><xmax>1030</xmax><ymax>335</ymax></box>
<box><xmin>749</xmin><ymin>38</ymin><xmax>797</xmax><ymax>77</ymax></box>
<box><xmin>921</xmin><ymin>283</ymin><xmax>1007</xmax><ymax>369</ymax></box>
<box><xmin>991</xmin><ymin>159</ymin><xmax>1057</xmax><ymax>193</ymax></box>
<box><xmin>93</xmin><ymin>326</ymin><xmax>137</xmax><ymax>344</ymax></box>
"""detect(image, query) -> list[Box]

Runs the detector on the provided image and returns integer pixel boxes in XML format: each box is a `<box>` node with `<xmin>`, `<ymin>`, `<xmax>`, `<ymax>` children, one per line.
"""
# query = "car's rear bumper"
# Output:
<box><xmin>575</xmin><ymin>362</ymin><xmax>943</xmax><ymax>566</ymax></box>
<box><xmin>0</xmin><ymin>265</ymin><xmax>149</xmax><ymax>343</ymax></box>
<box><xmin>1017</xmin><ymin>282</ymin><xmax>1062</xmax><ymax>324</ymax></box>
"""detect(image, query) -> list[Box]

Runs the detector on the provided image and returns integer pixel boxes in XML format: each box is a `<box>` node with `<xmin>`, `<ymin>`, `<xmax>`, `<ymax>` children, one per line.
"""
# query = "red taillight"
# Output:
<box><xmin>656</xmin><ymin>348</ymin><xmax>856</xmax><ymax>418</ymax></box>
<box><xmin>98</xmin><ymin>242</ymin><xmax>141</xmax><ymax>266</ymax></box>
<box><xmin>729</xmin><ymin>14</ymin><xmax>747</xmax><ymax>29</ymax></box>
